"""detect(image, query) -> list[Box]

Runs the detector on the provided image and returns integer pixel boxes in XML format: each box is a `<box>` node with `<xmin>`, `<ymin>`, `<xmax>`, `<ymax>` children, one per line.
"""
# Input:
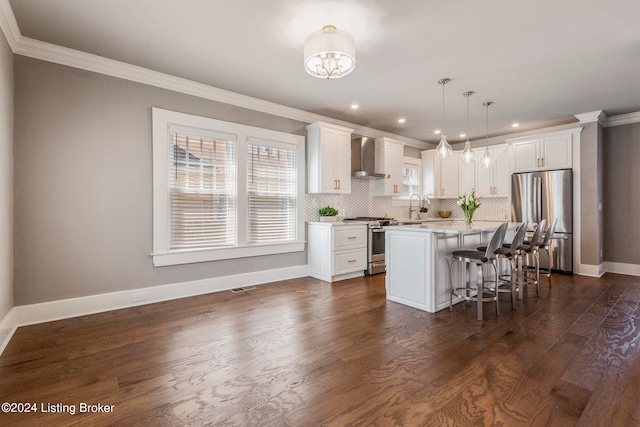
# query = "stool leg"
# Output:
<box><xmin>492</xmin><ymin>262</ymin><xmax>499</xmax><ymax>316</ymax></box>
<box><xmin>449</xmin><ymin>259</ymin><xmax>457</xmax><ymax>311</ymax></box>
<box><xmin>476</xmin><ymin>264</ymin><xmax>483</xmax><ymax>321</ymax></box>
<box><xmin>534</xmin><ymin>251</ymin><xmax>540</xmax><ymax>297</ymax></box>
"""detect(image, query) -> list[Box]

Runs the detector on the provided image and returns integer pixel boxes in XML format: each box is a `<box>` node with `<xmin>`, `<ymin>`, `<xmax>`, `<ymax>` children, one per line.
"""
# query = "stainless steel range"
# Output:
<box><xmin>343</xmin><ymin>217</ymin><xmax>398</xmax><ymax>275</ymax></box>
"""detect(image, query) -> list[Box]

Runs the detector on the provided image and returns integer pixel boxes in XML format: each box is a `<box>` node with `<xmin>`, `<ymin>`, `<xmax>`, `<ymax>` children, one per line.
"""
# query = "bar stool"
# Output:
<box><xmin>449</xmin><ymin>222</ymin><xmax>508</xmax><ymax>320</ymax></box>
<box><xmin>478</xmin><ymin>221</ymin><xmax>529</xmax><ymax>310</ymax></box>
<box><xmin>520</xmin><ymin>219</ymin><xmax>547</xmax><ymax>298</ymax></box>
<box><xmin>538</xmin><ymin>218</ymin><xmax>557</xmax><ymax>288</ymax></box>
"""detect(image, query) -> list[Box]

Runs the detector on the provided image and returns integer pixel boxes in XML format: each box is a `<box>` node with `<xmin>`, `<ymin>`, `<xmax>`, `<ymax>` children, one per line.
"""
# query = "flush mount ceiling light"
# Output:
<box><xmin>435</xmin><ymin>78</ymin><xmax>453</xmax><ymax>159</ymax></box>
<box><xmin>304</xmin><ymin>25</ymin><xmax>356</xmax><ymax>79</ymax></box>
<box><xmin>480</xmin><ymin>102</ymin><xmax>495</xmax><ymax>168</ymax></box>
<box><xmin>460</xmin><ymin>91</ymin><xmax>475</xmax><ymax>164</ymax></box>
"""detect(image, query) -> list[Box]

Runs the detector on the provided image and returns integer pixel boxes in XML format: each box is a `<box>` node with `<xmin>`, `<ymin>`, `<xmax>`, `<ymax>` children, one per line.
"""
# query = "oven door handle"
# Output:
<box><xmin>371</xmin><ymin>228</ymin><xmax>386</xmax><ymax>233</ymax></box>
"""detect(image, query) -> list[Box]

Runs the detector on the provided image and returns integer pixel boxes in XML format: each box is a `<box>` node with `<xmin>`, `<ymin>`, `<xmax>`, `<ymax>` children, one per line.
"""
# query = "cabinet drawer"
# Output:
<box><xmin>334</xmin><ymin>249</ymin><xmax>367</xmax><ymax>274</ymax></box>
<box><xmin>334</xmin><ymin>227</ymin><xmax>367</xmax><ymax>249</ymax></box>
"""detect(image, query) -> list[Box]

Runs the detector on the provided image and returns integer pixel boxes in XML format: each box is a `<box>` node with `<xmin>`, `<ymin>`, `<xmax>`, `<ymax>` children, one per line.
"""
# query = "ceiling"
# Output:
<box><xmin>6</xmin><ymin>0</ymin><xmax>640</xmax><ymax>145</ymax></box>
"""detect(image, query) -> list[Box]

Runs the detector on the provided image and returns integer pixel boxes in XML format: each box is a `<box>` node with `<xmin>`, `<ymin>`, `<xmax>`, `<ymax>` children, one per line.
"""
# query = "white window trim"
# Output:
<box><xmin>393</xmin><ymin>156</ymin><xmax>423</xmax><ymax>206</ymax></box>
<box><xmin>152</xmin><ymin>107</ymin><xmax>305</xmax><ymax>267</ymax></box>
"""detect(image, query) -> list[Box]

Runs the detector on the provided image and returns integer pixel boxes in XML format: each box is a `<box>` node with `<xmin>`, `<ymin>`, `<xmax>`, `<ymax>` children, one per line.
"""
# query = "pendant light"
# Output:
<box><xmin>435</xmin><ymin>78</ymin><xmax>453</xmax><ymax>159</ymax></box>
<box><xmin>460</xmin><ymin>91</ymin><xmax>475</xmax><ymax>164</ymax></box>
<box><xmin>480</xmin><ymin>102</ymin><xmax>494</xmax><ymax>168</ymax></box>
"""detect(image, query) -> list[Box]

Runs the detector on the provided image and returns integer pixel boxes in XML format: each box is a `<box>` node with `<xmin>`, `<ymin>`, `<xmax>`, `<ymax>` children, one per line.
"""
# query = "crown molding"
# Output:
<box><xmin>0</xmin><ymin>1</ymin><xmax>427</xmax><ymax>148</ymax></box>
<box><xmin>604</xmin><ymin>111</ymin><xmax>640</xmax><ymax>128</ymax></box>
<box><xmin>0</xmin><ymin>0</ymin><xmax>19</xmax><ymax>50</ymax></box>
<box><xmin>575</xmin><ymin>110</ymin><xmax>607</xmax><ymax>126</ymax></box>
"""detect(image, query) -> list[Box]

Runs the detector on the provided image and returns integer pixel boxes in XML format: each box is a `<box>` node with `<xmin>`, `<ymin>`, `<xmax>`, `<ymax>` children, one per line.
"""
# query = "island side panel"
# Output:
<box><xmin>385</xmin><ymin>230</ymin><xmax>434</xmax><ymax>312</ymax></box>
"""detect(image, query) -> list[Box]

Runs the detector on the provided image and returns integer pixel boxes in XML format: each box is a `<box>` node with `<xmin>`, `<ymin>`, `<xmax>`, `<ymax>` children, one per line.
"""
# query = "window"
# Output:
<box><xmin>246</xmin><ymin>139</ymin><xmax>297</xmax><ymax>244</ymax></box>
<box><xmin>152</xmin><ymin>108</ymin><xmax>305</xmax><ymax>266</ymax></box>
<box><xmin>402</xmin><ymin>164</ymin><xmax>420</xmax><ymax>197</ymax></box>
<box><xmin>401</xmin><ymin>157</ymin><xmax>422</xmax><ymax>198</ymax></box>
<box><xmin>169</xmin><ymin>128</ymin><xmax>236</xmax><ymax>250</ymax></box>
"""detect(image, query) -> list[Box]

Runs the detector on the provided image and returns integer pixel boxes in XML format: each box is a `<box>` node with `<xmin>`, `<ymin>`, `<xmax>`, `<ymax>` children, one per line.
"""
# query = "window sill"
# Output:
<box><xmin>152</xmin><ymin>241</ymin><xmax>306</xmax><ymax>267</ymax></box>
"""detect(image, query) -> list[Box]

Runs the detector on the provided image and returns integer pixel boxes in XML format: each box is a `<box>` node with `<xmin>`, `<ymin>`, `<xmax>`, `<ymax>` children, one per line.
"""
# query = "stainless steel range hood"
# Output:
<box><xmin>351</xmin><ymin>137</ymin><xmax>389</xmax><ymax>179</ymax></box>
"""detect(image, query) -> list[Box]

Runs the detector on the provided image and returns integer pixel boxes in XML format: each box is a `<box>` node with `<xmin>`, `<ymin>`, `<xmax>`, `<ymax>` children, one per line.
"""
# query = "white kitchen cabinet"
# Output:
<box><xmin>509</xmin><ymin>130</ymin><xmax>575</xmax><ymax>173</ymax></box>
<box><xmin>458</xmin><ymin>155</ymin><xmax>475</xmax><ymax>196</ymax></box>
<box><xmin>434</xmin><ymin>153</ymin><xmax>459</xmax><ymax>198</ymax></box>
<box><xmin>373</xmin><ymin>138</ymin><xmax>405</xmax><ymax>196</ymax></box>
<box><xmin>475</xmin><ymin>144</ymin><xmax>509</xmax><ymax>197</ymax></box>
<box><xmin>422</xmin><ymin>150</ymin><xmax>462</xmax><ymax>198</ymax></box>
<box><xmin>308</xmin><ymin>223</ymin><xmax>367</xmax><ymax>282</ymax></box>
<box><xmin>306</xmin><ymin>121</ymin><xmax>353</xmax><ymax>194</ymax></box>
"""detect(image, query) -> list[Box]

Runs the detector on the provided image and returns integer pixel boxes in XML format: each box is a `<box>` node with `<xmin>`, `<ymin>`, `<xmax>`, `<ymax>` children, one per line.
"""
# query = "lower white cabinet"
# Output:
<box><xmin>308</xmin><ymin>223</ymin><xmax>367</xmax><ymax>282</ymax></box>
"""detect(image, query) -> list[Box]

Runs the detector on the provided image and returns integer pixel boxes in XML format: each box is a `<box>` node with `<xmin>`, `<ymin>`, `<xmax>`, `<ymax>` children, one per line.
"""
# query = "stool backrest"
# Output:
<box><xmin>529</xmin><ymin>219</ymin><xmax>547</xmax><ymax>249</ymax></box>
<box><xmin>541</xmin><ymin>218</ymin><xmax>558</xmax><ymax>248</ymax></box>
<box><xmin>511</xmin><ymin>221</ymin><xmax>529</xmax><ymax>252</ymax></box>
<box><xmin>483</xmin><ymin>222</ymin><xmax>508</xmax><ymax>262</ymax></box>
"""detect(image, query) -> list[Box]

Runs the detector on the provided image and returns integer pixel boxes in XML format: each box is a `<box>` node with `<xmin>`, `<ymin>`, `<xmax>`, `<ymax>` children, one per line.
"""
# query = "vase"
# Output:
<box><xmin>320</xmin><ymin>216</ymin><xmax>338</xmax><ymax>222</ymax></box>
<box><xmin>464</xmin><ymin>209</ymin><xmax>475</xmax><ymax>225</ymax></box>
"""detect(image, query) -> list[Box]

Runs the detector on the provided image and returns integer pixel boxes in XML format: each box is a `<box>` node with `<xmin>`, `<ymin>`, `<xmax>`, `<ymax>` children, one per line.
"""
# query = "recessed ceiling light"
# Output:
<box><xmin>434</xmin><ymin>130</ymin><xmax>441</xmax><ymax>134</ymax></box>
<box><xmin>459</xmin><ymin>133</ymin><xmax>466</xmax><ymax>138</ymax></box>
<box><xmin>351</xmin><ymin>103</ymin><xmax>359</xmax><ymax>109</ymax></box>
<box><xmin>512</xmin><ymin>123</ymin><xmax>519</xmax><ymax>127</ymax></box>
<box><xmin>398</xmin><ymin>118</ymin><xmax>406</xmax><ymax>124</ymax></box>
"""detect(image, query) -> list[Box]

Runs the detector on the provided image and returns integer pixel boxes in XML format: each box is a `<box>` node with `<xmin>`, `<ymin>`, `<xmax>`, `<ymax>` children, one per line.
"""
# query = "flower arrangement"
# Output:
<box><xmin>457</xmin><ymin>191</ymin><xmax>481</xmax><ymax>225</ymax></box>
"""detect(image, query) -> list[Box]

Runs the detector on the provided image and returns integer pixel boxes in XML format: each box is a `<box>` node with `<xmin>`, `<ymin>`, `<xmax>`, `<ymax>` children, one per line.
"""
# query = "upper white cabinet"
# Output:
<box><xmin>508</xmin><ymin>129</ymin><xmax>579</xmax><ymax>173</ymax></box>
<box><xmin>422</xmin><ymin>150</ymin><xmax>459</xmax><ymax>198</ymax></box>
<box><xmin>475</xmin><ymin>144</ymin><xmax>509</xmax><ymax>197</ymax></box>
<box><xmin>373</xmin><ymin>138</ymin><xmax>405</xmax><ymax>196</ymax></box>
<box><xmin>458</xmin><ymin>156</ymin><xmax>475</xmax><ymax>196</ymax></box>
<box><xmin>306</xmin><ymin>122</ymin><xmax>353</xmax><ymax>194</ymax></box>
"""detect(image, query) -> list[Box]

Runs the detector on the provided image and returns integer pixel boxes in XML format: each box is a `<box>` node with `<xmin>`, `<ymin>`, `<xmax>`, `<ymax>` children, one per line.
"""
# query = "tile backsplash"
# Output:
<box><xmin>305</xmin><ymin>179</ymin><xmax>509</xmax><ymax>222</ymax></box>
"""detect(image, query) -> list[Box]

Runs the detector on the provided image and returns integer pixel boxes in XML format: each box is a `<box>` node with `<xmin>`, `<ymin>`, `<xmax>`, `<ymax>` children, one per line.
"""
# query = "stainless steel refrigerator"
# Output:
<box><xmin>511</xmin><ymin>169</ymin><xmax>573</xmax><ymax>273</ymax></box>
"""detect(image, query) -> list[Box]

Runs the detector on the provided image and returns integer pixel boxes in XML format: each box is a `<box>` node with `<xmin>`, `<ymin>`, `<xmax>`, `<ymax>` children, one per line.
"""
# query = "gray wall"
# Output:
<box><xmin>603</xmin><ymin>121</ymin><xmax>640</xmax><ymax>264</ymax></box>
<box><xmin>13</xmin><ymin>57</ymin><xmax>308</xmax><ymax>306</ymax></box>
<box><xmin>0</xmin><ymin>35</ymin><xmax>14</xmax><ymax>319</ymax></box>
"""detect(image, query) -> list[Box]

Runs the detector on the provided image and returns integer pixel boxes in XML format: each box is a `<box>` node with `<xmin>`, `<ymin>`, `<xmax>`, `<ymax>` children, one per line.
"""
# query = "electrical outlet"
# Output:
<box><xmin>132</xmin><ymin>292</ymin><xmax>147</xmax><ymax>303</ymax></box>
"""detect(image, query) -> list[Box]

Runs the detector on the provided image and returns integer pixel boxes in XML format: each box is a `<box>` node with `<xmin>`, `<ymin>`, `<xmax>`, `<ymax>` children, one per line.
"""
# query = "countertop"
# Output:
<box><xmin>307</xmin><ymin>220</ymin><xmax>368</xmax><ymax>226</ymax></box>
<box><xmin>384</xmin><ymin>221</ymin><xmax>517</xmax><ymax>234</ymax></box>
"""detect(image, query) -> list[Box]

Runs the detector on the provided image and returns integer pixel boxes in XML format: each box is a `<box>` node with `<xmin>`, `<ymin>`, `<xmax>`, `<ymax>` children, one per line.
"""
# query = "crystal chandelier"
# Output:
<box><xmin>460</xmin><ymin>91</ymin><xmax>475</xmax><ymax>164</ymax></box>
<box><xmin>304</xmin><ymin>25</ymin><xmax>356</xmax><ymax>79</ymax></box>
<box><xmin>435</xmin><ymin>78</ymin><xmax>453</xmax><ymax>159</ymax></box>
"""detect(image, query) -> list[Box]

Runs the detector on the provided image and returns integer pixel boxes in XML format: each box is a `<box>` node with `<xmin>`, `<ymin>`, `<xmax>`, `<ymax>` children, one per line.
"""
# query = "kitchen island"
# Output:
<box><xmin>384</xmin><ymin>221</ymin><xmax>515</xmax><ymax>313</ymax></box>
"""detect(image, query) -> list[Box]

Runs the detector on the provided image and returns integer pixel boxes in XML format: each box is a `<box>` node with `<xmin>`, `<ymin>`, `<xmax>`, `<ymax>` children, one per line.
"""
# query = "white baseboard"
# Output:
<box><xmin>0</xmin><ymin>308</ymin><xmax>17</xmax><ymax>355</ymax></box>
<box><xmin>13</xmin><ymin>265</ymin><xmax>309</xmax><ymax>328</ymax></box>
<box><xmin>577</xmin><ymin>263</ymin><xmax>606</xmax><ymax>277</ymax></box>
<box><xmin>604</xmin><ymin>262</ymin><xmax>640</xmax><ymax>277</ymax></box>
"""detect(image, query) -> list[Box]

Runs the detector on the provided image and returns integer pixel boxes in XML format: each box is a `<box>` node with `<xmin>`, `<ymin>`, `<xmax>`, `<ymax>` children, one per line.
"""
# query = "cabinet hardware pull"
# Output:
<box><xmin>541</xmin><ymin>158</ymin><xmax>544</xmax><ymax>167</ymax></box>
<box><xmin>337</xmin><ymin>179</ymin><xmax>340</xmax><ymax>190</ymax></box>
<box><xmin>334</xmin><ymin>179</ymin><xmax>337</xmax><ymax>189</ymax></box>
<box><xmin>348</xmin><ymin>259</ymin><xmax>357</xmax><ymax>263</ymax></box>
<box><xmin>347</xmin><ymin>236</ymin><xmax>357</xmax><ymax>239</ymax></box>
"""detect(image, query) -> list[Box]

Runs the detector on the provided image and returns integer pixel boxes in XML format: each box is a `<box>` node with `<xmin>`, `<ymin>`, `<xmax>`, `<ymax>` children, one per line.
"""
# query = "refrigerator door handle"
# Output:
<box><xmin>532</xmin><ymin>176</ymin><xmax>540</xmax><ymax>223</ymax></box>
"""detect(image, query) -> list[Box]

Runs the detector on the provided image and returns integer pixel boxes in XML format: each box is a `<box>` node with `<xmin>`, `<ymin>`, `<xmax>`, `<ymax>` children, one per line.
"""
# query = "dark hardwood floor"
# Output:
<box><xmin>1</xmin><ymin>272</ymin><xmax>639</xmax><ymax>426</ymax></box>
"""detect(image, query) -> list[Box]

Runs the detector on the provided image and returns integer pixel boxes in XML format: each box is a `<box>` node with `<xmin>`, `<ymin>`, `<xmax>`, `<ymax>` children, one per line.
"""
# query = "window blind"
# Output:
<box><xmin>247</xmin><ymin>141</ymin><xmax>297</xmax><ymax>244</ymax></box>
<box><xmin>403</xmin><ymin>165</ymin><xmax>419</xmax><ymax>196</ymax></box>
<box><xmin>169</xmin><ymin>131</ymin><xmax>236</xmax><ymax>249</ymax></box>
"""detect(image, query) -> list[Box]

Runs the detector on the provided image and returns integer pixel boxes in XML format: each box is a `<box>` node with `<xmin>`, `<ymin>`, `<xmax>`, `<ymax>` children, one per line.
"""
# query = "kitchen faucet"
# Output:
<box><xmin>409</xmin><ymin>194</ymin><xmax>421</xmax><ymax>219</ymax></box>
